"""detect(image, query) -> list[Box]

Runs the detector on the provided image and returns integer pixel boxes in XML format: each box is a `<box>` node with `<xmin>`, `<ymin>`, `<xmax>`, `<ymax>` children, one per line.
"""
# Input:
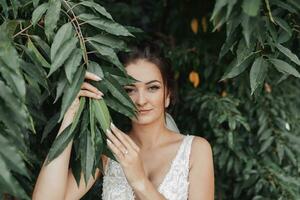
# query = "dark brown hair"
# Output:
<box><xmin>119</xmin><ymin>41</ymin><xmax>178</xmax><ymax>120</ymax></box>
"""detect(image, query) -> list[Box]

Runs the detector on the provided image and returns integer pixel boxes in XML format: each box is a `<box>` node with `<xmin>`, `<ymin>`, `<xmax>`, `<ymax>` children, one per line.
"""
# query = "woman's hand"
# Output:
<box><xmin>64</xmin><ymin>71</ymin><xmax>103</xmax><ymax>121</ymax></box>
<box><xmin>105</xmin><ymin>123</ymin><xmax>148</xmax><ymax>190</ymax></box>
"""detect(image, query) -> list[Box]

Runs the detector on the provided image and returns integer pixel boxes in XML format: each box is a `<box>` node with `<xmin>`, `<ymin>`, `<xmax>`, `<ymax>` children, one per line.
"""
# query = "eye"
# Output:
<box><xmin>124</xmin><ymin>88</ymin><xmax>134</xmax><ymax>94</ymax></box>
<box><xmin>148</xmin><ymin>85</ymin><xmax>160</xmax><ymax>92</ymax></box>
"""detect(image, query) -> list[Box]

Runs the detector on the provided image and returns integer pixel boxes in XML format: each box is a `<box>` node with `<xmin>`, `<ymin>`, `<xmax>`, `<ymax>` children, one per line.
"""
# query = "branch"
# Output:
<box><xmin>62</xmin><ymin>0</ymin><xmax>89</xmax><ymax>64</ymax></box>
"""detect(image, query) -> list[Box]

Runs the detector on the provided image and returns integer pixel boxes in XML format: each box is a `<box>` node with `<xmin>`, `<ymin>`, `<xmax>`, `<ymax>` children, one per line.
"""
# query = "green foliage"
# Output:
<box><xmin>1</xmin><ymin>0</ymin><xmax>300</xmax><ymax>199</ymax></box>
<box><xmin>211</xmin><ymin>0</ymin><xmax>300</xmax><ymax>95</ymax></box>
<box><xmin>0</xmin><ymin>0</ymin><xmax>138</xmax><ymax>198</ymax></box>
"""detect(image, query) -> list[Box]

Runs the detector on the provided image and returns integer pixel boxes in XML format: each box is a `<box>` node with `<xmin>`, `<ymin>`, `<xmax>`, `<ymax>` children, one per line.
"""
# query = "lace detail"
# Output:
<box><xmin>102</xmin><ymin>135</ymin><xmax>195</xmax><ymax>200</ymax></box>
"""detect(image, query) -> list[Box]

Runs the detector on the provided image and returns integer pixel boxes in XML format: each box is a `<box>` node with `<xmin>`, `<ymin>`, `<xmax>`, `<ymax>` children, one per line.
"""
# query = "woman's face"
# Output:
<box><xmin>124</xmin><ymin>59</ymin><xmax>170</xmax><ymax>125</ymax></box>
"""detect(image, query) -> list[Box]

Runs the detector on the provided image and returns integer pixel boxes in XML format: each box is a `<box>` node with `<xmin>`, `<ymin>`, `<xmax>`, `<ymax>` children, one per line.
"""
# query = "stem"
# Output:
<box><xmin>13</xmin><ymin>23</ymin><xmax>33</xmax><ymax>38</ymax></box>
<box><xmin>264</xmin><ymin>0</ymin><xmax>276</xmax><ymax>24</ymax></box>
<box><xmin>62</xmin><ymin>0</ymin><xmax>89</xmax><ymax>64</ymax></box>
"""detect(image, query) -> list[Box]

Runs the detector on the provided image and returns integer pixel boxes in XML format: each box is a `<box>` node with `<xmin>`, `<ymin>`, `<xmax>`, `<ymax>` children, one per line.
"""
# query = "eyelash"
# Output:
<box><xmin>125</xmin><ymin>86</ymin><xmax>160</xmax><ymax>93</ymax></box>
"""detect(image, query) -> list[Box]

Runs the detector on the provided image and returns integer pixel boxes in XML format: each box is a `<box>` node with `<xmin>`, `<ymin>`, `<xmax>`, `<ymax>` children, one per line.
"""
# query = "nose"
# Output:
<box><xmin>136</xmin><ymin>90</ymin><xmax>147</xmax><ymax>107</ymax></box>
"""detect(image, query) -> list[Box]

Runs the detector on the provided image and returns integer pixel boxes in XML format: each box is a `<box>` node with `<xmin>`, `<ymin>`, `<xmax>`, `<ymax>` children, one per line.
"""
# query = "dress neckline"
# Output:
<box><xmin>156</xmin><ymin>135</ymin><xmax>189</xmax><ymax>191</ymax></box>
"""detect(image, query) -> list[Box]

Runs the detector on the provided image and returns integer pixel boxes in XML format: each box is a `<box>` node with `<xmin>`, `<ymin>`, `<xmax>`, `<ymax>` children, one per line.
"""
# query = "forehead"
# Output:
<box><xmin>125</xmin><ymin>59</ymin><xmax>163</xmax><ymax>84</ymax></box>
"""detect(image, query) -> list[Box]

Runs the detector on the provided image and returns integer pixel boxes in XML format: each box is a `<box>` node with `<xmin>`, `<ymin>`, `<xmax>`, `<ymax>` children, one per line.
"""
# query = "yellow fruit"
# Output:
<box><xmin>221</xmin><ymin>91</ymin><xmax>227</xmax><ymax>97</ymax></box>
<box><xmin>264</xmin><ymin>83</ymin><xmax>272</xmax><ymax>93</ymax></box>
<box><xmin>201</xmin><ymin>16</ymin><xmax>207</xmax><ymax>33</ymax></box>
<box><xmin>191</xmin><ymin>18</ymin><xmax>199</xmax><ymax>34</ymax></box>
<box><xmin>189</xmin><ymin>71</ymin><xmax>200</xmax><ymax>88</ymax></box>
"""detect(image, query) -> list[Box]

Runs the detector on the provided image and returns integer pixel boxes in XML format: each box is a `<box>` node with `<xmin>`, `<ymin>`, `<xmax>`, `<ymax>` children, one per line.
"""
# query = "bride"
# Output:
<box><xmin>32</xmin><ymin>43</ymin><xmax>214</xmax><ymax>200</ymax></box>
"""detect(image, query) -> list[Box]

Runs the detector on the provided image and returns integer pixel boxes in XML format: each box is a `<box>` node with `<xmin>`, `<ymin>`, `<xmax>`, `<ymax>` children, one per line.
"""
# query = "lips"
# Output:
<box><xmin>138</xmin><ymin>109</ymin><xmax>152</xmax><ymax>114</ymax></box>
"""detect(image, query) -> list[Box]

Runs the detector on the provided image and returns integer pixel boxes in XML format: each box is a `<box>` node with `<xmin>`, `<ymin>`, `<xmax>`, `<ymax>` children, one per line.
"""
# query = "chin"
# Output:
<box><xmin>132</xmin><ymin>111</ymin><xmax>162</xmax><ymax>125</ymax></box>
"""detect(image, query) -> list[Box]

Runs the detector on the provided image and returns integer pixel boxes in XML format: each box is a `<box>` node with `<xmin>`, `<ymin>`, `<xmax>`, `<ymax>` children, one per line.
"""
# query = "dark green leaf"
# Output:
<box><xmin>250</xmin><ymin>57</ymin><xmax>268</xmax><ymax>95</ymax></box>
<box><xmin>268</xmin><ymin>58</ymin><xmax>300</xmax><ymax>78</ymax></box>
<box><xmin>78</xmin><ymin>14</ymin><xmax>133</xmax><ymax>37</ymax></box>
<box><xmin>48</xmin><ymin>37</ymin><xmax>78</xmax><ymax>77</ymax></box>
<box><xmin>44</xmin><ymin>0</ymin><xmax>61</xmax><ymax>40</ymax></box>
<box><xmin>79</xmin><ymin>1</ymin><xmax>113</xmax><ymax>20</ymax></box>
<box><xmin>58</xmin><ymin>67</ymin><xmax>85</xmax><ymax>122</ymax></box>
<box><xmin>32</xmin><ymin>3</ymin><xmax>48</xmax><ymax>26</ymax></box>
<box><xmin>64</xmin><ymin>48</ymin><xmax>82</xmax><ymax>83</ymax></box>
<box><xmin>258</xmin><ymin>136</ymin><xmax>274</xmax><ymax>154</ymax></box>
<box><xmin>242</xmin><ymin>0</ymin><xmax>261</xmax><ymax>16</ymax></box>
<box><xmin>46</xmin><ymin>125</ymin><xmax>74</xmax><ymax>164</ymax></box>
<box><xmin>276</xmin><ymin>44</ymin><xmax>300</xmax><ymax>66</ymax></box>
<box><xmin>51</xmin><ymin>22</ymin><xmax>74</xmax><ymax>61</ymax></box>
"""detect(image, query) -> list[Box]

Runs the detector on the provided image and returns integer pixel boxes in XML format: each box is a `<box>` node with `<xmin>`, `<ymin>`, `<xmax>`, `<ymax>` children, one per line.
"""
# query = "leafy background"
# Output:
<box><xmin>0</xmin><ymin>0</ymin><xmax>300</xmax><ymax>199</ymax></box>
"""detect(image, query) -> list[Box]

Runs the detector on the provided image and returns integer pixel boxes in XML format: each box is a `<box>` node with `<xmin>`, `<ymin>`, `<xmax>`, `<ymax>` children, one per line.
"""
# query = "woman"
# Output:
<box><xmin>32</xmin><ymin>43</ymin><xmax>214</xmax><ymax>200</ymax></box>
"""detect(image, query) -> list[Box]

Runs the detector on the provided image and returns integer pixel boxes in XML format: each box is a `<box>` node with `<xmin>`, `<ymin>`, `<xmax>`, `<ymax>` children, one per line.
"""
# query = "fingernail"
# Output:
<box><xmin>110</xmin><ymin>122</ymin><xmax>115</xmax><ymax>128</ymax></box>
<box><xmin>95</xmin><ymin>75</ymin><xmax>102</xmax><ymax>81</ymax></box>
<box><xmin>106</xmin><ymin>139</ymin><xmax>111</xmax><ymax>144</ymax></box>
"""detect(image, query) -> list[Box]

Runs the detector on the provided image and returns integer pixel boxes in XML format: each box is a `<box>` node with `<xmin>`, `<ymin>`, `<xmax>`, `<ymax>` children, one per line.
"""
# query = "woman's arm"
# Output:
<box><xmin>32</xmin><ymin>111</ymin><xmax>79</xmax><ymax>200</ymax></box>
<box><xmin>32</xmin><ymin>72</ymin><xmax>104</xmax><ymax>200</ymax></box>
<box><xmin>188</xmin><ymin>136</ymin><xmax>215</xmax><ymax>200</ymax></box>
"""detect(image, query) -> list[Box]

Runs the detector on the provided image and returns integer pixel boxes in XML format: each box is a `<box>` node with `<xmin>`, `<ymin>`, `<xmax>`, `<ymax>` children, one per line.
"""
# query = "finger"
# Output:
<box><xmin>85</xmin><ymin>71</ymin><xmax>102</xmax><ymax>81</ymax></box>
<box><xmin>110</xmin><ymin>123</ymin><xmax>138</xmax><ymax>152</ymax></box>
<box><xmin>123</xmin><ymin>134</ymin><xmax>140</xmax><ymax>152</ymax></box>
<box><xmin>79</xmin><ymin>90</ymin><xmax>102</xmax><ymax>99</ymax></box>
<box><xmin>106</xmin><ymin>139</ymin><xmax>124</xmax><ymax>161</ymax></box>
<box><xmin>106</xmin><ymin>129</ymin><xmax>129</xmax><ymax>155</ymax></box>
<box><xmin>81</xmin><ymin>82</ymin><xmax>103</xmax><ymax>95</ymax></box>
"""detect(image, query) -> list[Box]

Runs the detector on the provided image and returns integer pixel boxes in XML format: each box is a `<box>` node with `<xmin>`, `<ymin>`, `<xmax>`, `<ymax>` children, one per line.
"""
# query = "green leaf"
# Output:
<box><xmin>80</xmin><ymin>129</ymin><xmax>95</xmax><ymax>184</ymax></box>
<box><xmin>89</xmin><ymin>98</ymin><xmax>96</xmax><ymax>145</ymax></box>
<box><xmin>78</xmin><ymin>14</ymin><xmax>133</xmax><ymax>37</ymax></box>
<box><xmin>64</xmin><ymin>48</ymin><xmax>82</xmax><ymax>83</ymax></box>
<box><xmin>20</xmin><ymin>60</ymin><xmax>49</xmax><ymax>91</ymax></box>
<box><xmin>104</xmin><ymin>73</ymin><xmax>137</xmax><ymax>110</ymax></box>
<box><xmin>227</xmin><ymin>131</ymin><xmax>234</xmax><ymax>149</ymax></box>
<box><xmin>32</xmin><ymin>3</ymin><xmax>48</xmax><ymax>26</ymax></box>
<box><xmin>87</xmin><ymin>61</ymin><xmax>104</xmax><ymax>79</ymax></box>
<box><xmin>0</xmin><ymin>155</ymin><xmax>28</xmax><ymax>198</ymax></box>
<box><xmin>250</xmin><ymin>57</ymin><xmax>268</xmax><ymax>95</ymax></box>
<box><xmin>242</xmin><ymin>0</ymin><xmax>261</xmax><ymax>16</ymax></box>
<box><xmin>88</xmin><ymin>41</ymin><xmax>126</xmax><ymax>74</ymax></box>
<box><xmin>41</xmin><ymin>112</ymin><xmax>60</xmax><ymax>142</ymax></box>
<box><xmin>284</xmin><ymin>146</ymin><xmax>297</xmax><ymax>165</ymax></box>
<box><xmin>268</xmin><ymin>58</ymin><xmax>300</xmax><ymax>78</ymax></box>
<box><xmin>220</xmin><ymin>54</ymin><xmax>254</xmax><ymax>81</ymax></box>
<box><xmin>0</xmin><ymin>31</ymin><xmax>26</xmax><ymax>100</ymax></box>
<box><xmin>105</xmin><ymin>94</ymin><xmax>136</xmax><ymax>118</ymax></box>
<box><xmin>93</xmin><ymin>99</ymin><xmax>111</xmax><ymax>133</ymax></box>
<box><xmin>258</xmin><ymin>136</ymin><xmax>274</xmax><ymax>154</ymax></box>
<box><xmin>58</xmin><ymin>67</ymin><xmax>85</xmax><ymax>122</ymax></box>
<box><xmin>46</xmin><ymin>125</ymin><xmax>74</xmax><ymax>164</ymax></box>
<box><xmin>87</xmin><ymin>34</ymin><xmax>128</xmax><ymax>51</ymax></box>
<box><xmin>51</xmin><ymin>23</ymin><xmax>74</xmax><ymax>61</ymax></box>
<box><xmin>79</xmin><ymin>1</ymin><xmax>113</xmax><ymax>20</ymax></box>
<box><xmin>44</xmin><ymin>0</ymin><xmax>61</xmax><ymax>40</ymax></box>
<box><xmin>273</xmin><ymin>17</ymin><xmax>292</xmax><ymax>36</ymax></box>
<box><xmin>241</xmin><ymin>15</ymin><xmax>254</xmax><ymax>47</ymax></box>
<box><xmin>0</xmin><ymin>135</ymin><xmax>28</xmax><ymax>176</ymax></box>
<box><xmin>48</xmin><ymin>37</ymin><xmax>78</xmax><ymax>77</ymax></box>
<box><xmin>31</xmin><ymin>35</ymin><xmax>51</xmax><ymax>59</ymax></box>
<box><xmin>27</xmin><ymin>38</ymin><xmax>51</xmax><ymax>68</ymax></box>
<box><xmin>0</xmin><ymin>20</ymin><xmax>19</xmax><ymax>37</ymax></box>
<box><xmin>94</xmin><ymin>126</ymin><xmax>104</xmax><ymax>173</ymax></box>
<box><xmin>276</xmin><ymin>44</ymin><xmax>300</xmax><ymax>66</ymax></box>
<box><xmin>69</xmin><ymin>97</ymin><xmax>86</xmax><ymax>134</ymax></box>
<box><xmin>211</xmin><ymin>0</ymin><xmax>228</xmax><ymax>20</ymax></box>
<box><xmin>54</xmin><ymin>73</ymin><xmax>68</xmax><ymax>103</ymax></box>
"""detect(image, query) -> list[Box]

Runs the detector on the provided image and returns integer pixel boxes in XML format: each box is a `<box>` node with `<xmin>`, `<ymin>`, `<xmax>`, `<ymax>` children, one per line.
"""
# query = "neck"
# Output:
<box><xmin>128</xmin><ymin>115</ymin><xmax>170</xmax><ymax>150</ymax></box>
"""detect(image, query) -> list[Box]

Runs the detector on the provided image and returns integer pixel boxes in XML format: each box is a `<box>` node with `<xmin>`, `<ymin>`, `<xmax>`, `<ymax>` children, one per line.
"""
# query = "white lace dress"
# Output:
<box><xmin>102</xmin><ymin>135</ymin><xmax>195</xmax><ymax>200</ymax></box>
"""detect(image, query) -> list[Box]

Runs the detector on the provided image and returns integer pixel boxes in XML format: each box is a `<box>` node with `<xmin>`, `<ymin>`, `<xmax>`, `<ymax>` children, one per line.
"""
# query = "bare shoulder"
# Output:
<box><xmin>189</xmin><ymin>136</ymin><xmax>213</xmax><ymax>168</ymax></box>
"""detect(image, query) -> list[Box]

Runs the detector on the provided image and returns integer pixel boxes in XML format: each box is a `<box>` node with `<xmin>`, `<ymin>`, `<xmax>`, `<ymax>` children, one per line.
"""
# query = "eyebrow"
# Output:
<box><xmin>126</xmin><ymin>80</ymin><xmax>161</xmax><ymax>86</ymax></box>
